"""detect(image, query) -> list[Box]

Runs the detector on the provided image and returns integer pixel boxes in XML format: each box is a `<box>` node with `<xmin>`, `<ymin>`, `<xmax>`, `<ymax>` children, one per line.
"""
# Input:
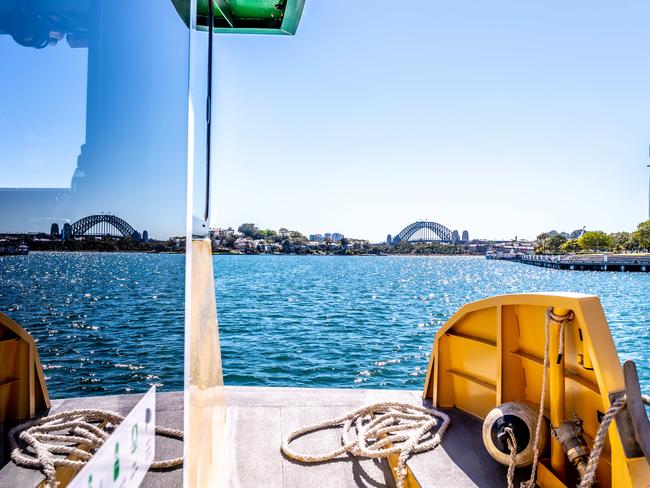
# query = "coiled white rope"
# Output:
<box><xmin>281</xmin><ymin>401</ymin><xmax>450</xmax><ymax>488</ymax></box>
<box><xmin>9</xmin><ymin>409</ymin><xmax>183</xmax><ymax>488</ymax></box>
<box><xmin>578</xmin><ymin>393</ymin><xmax>650</xmax><ymax>488</ymax></box>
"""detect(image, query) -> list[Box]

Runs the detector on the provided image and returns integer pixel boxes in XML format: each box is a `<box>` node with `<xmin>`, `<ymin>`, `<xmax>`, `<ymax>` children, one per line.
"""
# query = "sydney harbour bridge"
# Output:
<box><xmin>387</xmin><ymin>220</ymin><xmax>469</xmax><ymax>245</ymax></box>
<box><xmin>52</xmin><ymin>214</ymin><xmax>146</xmax><ymax>241</ymax></box>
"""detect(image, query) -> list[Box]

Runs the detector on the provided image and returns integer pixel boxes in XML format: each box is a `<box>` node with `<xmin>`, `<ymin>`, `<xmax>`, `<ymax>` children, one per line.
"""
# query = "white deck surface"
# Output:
<box><xmin>0</xmin><ymin>386</ymin><xmax>526</xmax><ymax>487</ymax></box>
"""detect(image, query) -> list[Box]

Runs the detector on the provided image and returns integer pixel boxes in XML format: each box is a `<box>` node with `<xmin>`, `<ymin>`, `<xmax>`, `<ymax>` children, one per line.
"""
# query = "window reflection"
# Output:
<box><xmin>0</xmin><ymin>0</ymin><xmax>189</xmax><ymax>240</ymax></box>
<box><xmin>0</xmin><ymin>1</ymin><xmax>190</xmax><ymax>397</ymax></box>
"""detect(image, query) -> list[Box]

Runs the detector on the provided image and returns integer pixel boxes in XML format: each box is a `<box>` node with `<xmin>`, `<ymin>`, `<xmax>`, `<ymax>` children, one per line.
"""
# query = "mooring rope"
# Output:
<box><xmin>520</xmin><ymin>307</ymin><xmax>574</xmax><ymax>488</ymax></box>
<box><xmin>554</xmin><ymin>309</ymin><xmax>574</xmax><ymax>365</ymax></box>
<box><xmin>281</xmin><ymin>401</ymin><xmax>450</xmax><ymax>488</ymax></box>
<box><xmin>9</xmin><ymin>409</ymin><xmax>183</xmax><ymax>488</ymax></box>
<box><xmin>578</xmin><ymin>393</ymin><xmax>650</xmax><ymax>488</ymax></box>
<box><xmin>504</xmin><ymin>426</ymin><xmax>518</xmax><ymax>488</ymax></box>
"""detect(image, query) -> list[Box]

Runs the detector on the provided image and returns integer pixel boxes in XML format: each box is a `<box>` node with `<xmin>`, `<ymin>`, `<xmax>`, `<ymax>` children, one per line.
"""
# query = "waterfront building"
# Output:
<box><xmin>318</xmin><ymin>232</ymin><xmax>344</xmax><ymax>242</ymax></box>
<box><xmin>170</xmin><ymin>236</ymin><xmax>185</xmax><ymax>249</ymax></box>
<box><xmin>61</xmin><ymin>223</ymin><xmax>72</xmax><ymax>240</ymax></box>
<box><xmin>235</xmin><ymin>238</ymin><xmax>254</xmax><ymax>252</ymax></box>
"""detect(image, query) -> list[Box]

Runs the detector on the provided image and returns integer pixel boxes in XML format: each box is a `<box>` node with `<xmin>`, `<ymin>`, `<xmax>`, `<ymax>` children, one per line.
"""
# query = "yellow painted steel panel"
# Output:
<box><xmin>423</xmin><ymin>293</ymin><xmax>650</xmax><ymax>488</ymax></box>
<box><xmin>450</xmin><ymin>375</ymin><xmax>496</xmax><ymax>419</ymax></box>
<box><xmin>453</xmin><ymin>307</ymin><xmax>497</xmax><ymax>344</ymax></box>
<box><xmin>446</xmin><ymin>334</ymin><xmax>497</xmax><ymax>388</ymax></box>
<box><xmin>0</xmin><ymin>312</ymin><xmax>50</xmax><ymax>422</ymax></box>
<box><xmin>434</xmin><ymin>335</ymin><xmax>455</xmax><ymax>408</ymax></box>
<box><xmin>500</xmin><ymin>305</ymin><xmax>526</xmax><ymax>404</ymax></box>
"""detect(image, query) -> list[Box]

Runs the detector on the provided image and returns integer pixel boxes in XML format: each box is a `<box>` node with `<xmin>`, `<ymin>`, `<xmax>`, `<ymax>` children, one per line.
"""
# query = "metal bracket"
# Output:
<box><xmin>611</xmin><ymin>361</ymin><xmax>650</xmax><ymax>461</ymax></box>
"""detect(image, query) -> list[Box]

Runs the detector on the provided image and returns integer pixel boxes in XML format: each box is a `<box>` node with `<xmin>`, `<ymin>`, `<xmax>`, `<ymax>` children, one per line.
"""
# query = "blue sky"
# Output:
<box><xmin>2</xmin><ymin>1</ymin><xmax>650</xmax><ymax>241</ymax></box>
<box><xmin>211</xmin><ymin>0</ymin><xmax>650</xmax><ymax>241</ymax></box>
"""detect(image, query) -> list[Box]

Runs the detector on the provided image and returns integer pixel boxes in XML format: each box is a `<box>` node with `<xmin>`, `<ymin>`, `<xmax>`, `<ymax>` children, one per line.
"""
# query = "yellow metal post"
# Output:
<box><xmin>549</xmin><ymin>306</ymin><xmax>568</xmax><ymax>481</ymax></box>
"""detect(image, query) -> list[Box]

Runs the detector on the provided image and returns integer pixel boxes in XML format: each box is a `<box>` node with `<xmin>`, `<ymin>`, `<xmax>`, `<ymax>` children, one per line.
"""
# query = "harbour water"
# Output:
<box><xmin>1</xmin><ymin>253</ymin><xmax>648</xmax><ymax>399</ymax></box>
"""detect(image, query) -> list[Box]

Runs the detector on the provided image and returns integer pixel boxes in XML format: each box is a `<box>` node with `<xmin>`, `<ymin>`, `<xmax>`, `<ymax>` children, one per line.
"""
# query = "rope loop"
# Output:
<box><xmin>281</xmin><ymin>402</ymin><xmax>450</xmax><ymax>488</ymax></box>
<box><xmin>9</xmin><ymin>409</ymin><xmax>184</xmax><ymax>488</ymax></box>
<box><xmin>547</xmin><ymin>308</ymin><xmax>575</xmax><ymax>324</ymax></box>
<box><xmin>546</xmin><ymin>308</ymin><xmax>574</xmax><ymax>366</ymax></box>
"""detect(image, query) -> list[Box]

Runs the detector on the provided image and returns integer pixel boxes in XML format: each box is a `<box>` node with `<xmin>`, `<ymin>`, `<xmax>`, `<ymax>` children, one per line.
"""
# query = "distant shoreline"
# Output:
<box><xmin>1</xmin><ymin>235</ymin><xmax>484</xmax><ymax>257</ymax></box>
<box><xmin>8</xmin><ymin>250</ymin><xmax>483</xmax><ymax>258</ymax></box>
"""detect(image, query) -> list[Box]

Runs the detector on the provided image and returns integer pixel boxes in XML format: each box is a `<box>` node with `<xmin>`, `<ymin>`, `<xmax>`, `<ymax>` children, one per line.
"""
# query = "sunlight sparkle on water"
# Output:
<box><xmin>0</xmin><ymin>253</ymin><xmax>648</xmax><ymax>398</ymax></box>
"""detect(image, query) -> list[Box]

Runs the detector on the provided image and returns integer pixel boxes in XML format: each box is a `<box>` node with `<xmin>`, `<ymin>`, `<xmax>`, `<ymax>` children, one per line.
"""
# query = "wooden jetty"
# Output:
<box><xmin>490</xmin><ymin>253</ymin><xmax>650</xmax><ymax>272</ymax></box>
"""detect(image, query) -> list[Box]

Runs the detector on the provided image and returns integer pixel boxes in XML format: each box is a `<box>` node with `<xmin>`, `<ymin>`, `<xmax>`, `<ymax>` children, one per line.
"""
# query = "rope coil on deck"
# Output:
<box><xmin>9</xmin><ymin>409</ymin><xmax>184</xmax><ymax>488</ymax></box>
<box><xmin>281</xmin><ymin>401</ymin><xmax>450</xmax><ymax>488</ymax></box>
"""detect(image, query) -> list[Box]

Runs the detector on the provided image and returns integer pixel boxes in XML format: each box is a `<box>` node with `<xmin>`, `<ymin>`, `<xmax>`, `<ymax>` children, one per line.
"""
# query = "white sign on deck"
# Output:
<box><xmin>69</xmin><ymin>386</ymin><xmax>156</xmax><ymax>488</ymax></box>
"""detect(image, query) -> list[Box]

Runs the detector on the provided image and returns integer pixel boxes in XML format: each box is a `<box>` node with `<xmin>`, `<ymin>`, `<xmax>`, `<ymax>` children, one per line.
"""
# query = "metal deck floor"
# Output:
<box><xmin>0</xmin><ymin>386</ymin><xmax>527</xmax><ymax>487</ymax></box>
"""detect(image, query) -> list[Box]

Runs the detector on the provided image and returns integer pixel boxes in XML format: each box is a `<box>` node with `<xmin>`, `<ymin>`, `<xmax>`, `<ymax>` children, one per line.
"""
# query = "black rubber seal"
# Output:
<box><xmin>490</xmin><ymin>414</ymin><xmax>530</xmax><ymax>454</ymax></box>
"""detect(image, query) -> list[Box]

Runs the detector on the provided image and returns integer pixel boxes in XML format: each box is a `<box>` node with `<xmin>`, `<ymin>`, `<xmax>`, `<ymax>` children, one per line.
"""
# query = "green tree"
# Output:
<box><xmin>288</xmin><ymin>230</ymin><xmax>307</xmax><ymax>243</ymax></box>
<box><xmin>259</xmin><ymin>229</ymin><xmax>278</xmax><ymax>241</ymax></box>
<box><xmin>281</xmin><ymin>239</ymin><xmax>293</xmax><ymax>253</ymax></box>
<box><xmin>238</xmin><ymin>223</ymin><xmax>261</xmax><ymax>239</ymax></box>
<box><xmin>324</xmin><ymin>237</ymin><xmax>332</xmax><ymax>252</ymax></box>
<box><xmin>535</xmin><ymin>232</ymin><xmax>550</xmax><ymax>254</ymax></box>
<box><xmin>340</xmin><ymin>237</ymin><xmax>350</xmax><ymax>248</ymax></box>
<box><xmin>578</xmin><ymin>231</ymin><xmax>612</xmax><ymax>252</ymax></box>
<box><xmin>609</xmin><ymin>232</ymin><xmax>634</xmax><ymax>252</ymax></box>
<box><xmin>547</xmin><ymin>234</ymin><xmax>566</xmax><ymax>253</ymax></box>
<box><xmin>393</xmin><ymin>241</ymin><xmax>413</xmax><ymax>254</ymax></box>
<box><xmin>625</xmin><ymin>233</ymin><xmax>641</xmax><ymax>251</ymax></box>
<box><xmin>224</xmin><ymin>235</ymin><xmax>237</xmax><ymax>248</ymax></box>
<box><xmin>560</xmin><ymin>239</ymin><xmax>581</xmax><ymax>253</ymax></box>
<box><xmin>633</xmin><ymin>220</ymin><xmax>650</xmax><ymax>249</ymax></box>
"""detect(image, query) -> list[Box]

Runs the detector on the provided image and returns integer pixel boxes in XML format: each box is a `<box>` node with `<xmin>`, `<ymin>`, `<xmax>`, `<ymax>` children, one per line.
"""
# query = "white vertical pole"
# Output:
<box><xmin>183</xmin><ymin>1</ymin><xmax>226</xmax><ymax>486</ymax></box>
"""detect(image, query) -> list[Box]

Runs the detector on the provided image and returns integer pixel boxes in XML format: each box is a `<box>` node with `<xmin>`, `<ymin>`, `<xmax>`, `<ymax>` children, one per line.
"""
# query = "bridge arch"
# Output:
<box><xmin>70</xmin><ymin>215</ymin><xmax>140</xmax><ymax>239</ymax></box>
<box><xmin>393</xmin><ymin>221</ymin><xmax>453</xmax><ymax>244</ymax></box>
